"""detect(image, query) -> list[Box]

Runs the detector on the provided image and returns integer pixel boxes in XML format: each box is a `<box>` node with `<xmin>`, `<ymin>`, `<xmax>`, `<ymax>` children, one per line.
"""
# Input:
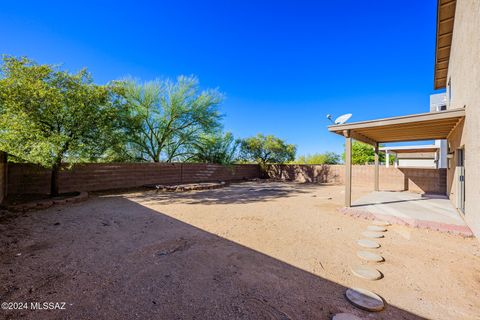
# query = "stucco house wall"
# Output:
<box><xmin>397</xmin><ymin>159</ymin><xmax>436</xmax><ymax>168</ymax></box>
<box><xmin>445</xmin><ymin>0</ymin><xmax>480</xmax><ymax>237</ymax></box>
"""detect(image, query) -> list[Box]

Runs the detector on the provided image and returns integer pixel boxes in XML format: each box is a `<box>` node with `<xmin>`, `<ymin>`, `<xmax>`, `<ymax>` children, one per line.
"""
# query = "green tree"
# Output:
<box><xmin>121</xmin><ymin>77</ymin><xmax>223</xmax><ymax>162</ymax></box>
<box><xmin>0</xmin><ymin>56</ymin><xmax>123</xmax><ymax>195</ymax></box>
<box><xmin>294</xmin><ymin>152</ymin><xmax>340</xmax><ymax>164</ymax></box>
<box><xmin>239</xmin><ymin>134</ymin><xmax>296</xmax><ymax>165</ymax></box>
<box><xmin>342</xmin><ymin>141</ymin><xmax>391</xmax><ymax>165</ymax></box>
<box><xmin>190</xmin><ymin>132</ymin><xmax>239</xmax><ymax>165</ymax></box>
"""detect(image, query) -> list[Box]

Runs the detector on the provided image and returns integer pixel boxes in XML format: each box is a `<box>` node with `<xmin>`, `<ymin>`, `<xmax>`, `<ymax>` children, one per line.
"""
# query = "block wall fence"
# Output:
<box><xmin>6</xmin><ymin>163</ymin><xmax>261</xmax><ymax>195</ymax></box>
<box><xmin>1</xmin><ymin>161</ymin><xmax>446</xmax><ymax>198</ymax></box>
<box><xmin>266</xmin><ymin>164</ymin><xmax>446</xmax><ymax>195</ymax></box>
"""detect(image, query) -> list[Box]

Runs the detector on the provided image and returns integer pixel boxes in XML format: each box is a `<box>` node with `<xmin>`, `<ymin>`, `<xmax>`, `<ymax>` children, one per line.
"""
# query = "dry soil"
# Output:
<box><xmin>1</xmin><ymin>182</ymin><xmax>479</xmax><ymax>319</ymax></box>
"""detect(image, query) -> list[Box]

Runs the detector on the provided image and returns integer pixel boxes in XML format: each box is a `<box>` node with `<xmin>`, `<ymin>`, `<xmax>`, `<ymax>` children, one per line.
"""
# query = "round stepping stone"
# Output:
<box><xmin>361</xmin><ymin>231</ymin><xmax>384</xmax><ymax>238</ymax></box>
<box><xmin>332</xmin><ymin>313</ymin><xmax>362</xmax><ymax>320</ymax></box>
<box><xmin>357</xmin><ymin>250</ymin><xmax>384</xmax><ymax>262</ymax></box>
<box><xmin>367</xmin><ymin>225</ymin><xmax>387</xmax><ymax>232</ymax></box>
<box><xmin>351</xmin><ymin>265</ymin><xmax>383</xmax><ymax>280</ymax></box>
<box><xmin>356</xmin><ymin>239</ymin><xmax>380</xmax><ymax>249</ymax></box>
<box><xmin>373</xmin><ymin>220</ymin><xmax>390</xmax><ymax>226</ymax></box>
<box><xmin>345</xmin><ymin>287</ymin><xmax>385</xmax><ymax>312</ymax></box>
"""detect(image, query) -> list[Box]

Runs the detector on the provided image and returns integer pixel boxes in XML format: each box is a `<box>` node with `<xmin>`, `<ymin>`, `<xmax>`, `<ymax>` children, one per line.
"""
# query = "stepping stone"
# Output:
<box><xmin>345</xmin><ymin>287</ymin><xmax>385</xmax><ymax>312</ymax></box>
<box><xmin>373</xmin><ymin>220</ymin><xmax>390</xmax><ymax>226</ymax></box>
<box><xmin>332</xmin><ymin>313</ymin><xmax>362</xmax><ymax>320</ymax></box>
<box><xmin>357</xmin><ymin>250</ymin><xmax>384</xmax><ymax>262</ymax></box>
<box><xmin>361</xmin><ymin>231</ymin><xmax>384</xmax><ymax>238</ymax></box>
<box><xmin>351</xmin><ymin>265</ymin><xmax>383</xmax><ymax>280</ymax></box>
<box><xmin>367</xmin><ymin>225</ymin><xmax>387</xmax><ymax>232</ymax></box>
<box><xmin>356</xmin><ymin>239</ymin><xmax>380</xmax><ymax>249</ymax></box>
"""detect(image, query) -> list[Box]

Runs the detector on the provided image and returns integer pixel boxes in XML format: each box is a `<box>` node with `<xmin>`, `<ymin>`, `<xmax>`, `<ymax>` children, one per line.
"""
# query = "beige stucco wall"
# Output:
<box><xmin>397</xmin><ymin>159</ymin><xmax>436</xmax><ymax>168</ymax></box>
<box><xmin>445</xmin><ymin>0</ymin><xmax>480</xmax><ymax>237</ymax></box>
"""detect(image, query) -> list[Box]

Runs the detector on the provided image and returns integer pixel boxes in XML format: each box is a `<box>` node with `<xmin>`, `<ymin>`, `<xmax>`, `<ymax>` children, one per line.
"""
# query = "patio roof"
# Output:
<box><xmin>328</xmin><ymin>108</ymin><xmax>465</xmax><ymax>207</ymax></box>
<box><xmin>434</xmin><ymin>0</ymin><xmax>456</xmax><ymax>89</ymax></box>
<box><xmin>328</xmin><ymin>108</ymin><xmax>465</xmax><ymax>145</ymax></box>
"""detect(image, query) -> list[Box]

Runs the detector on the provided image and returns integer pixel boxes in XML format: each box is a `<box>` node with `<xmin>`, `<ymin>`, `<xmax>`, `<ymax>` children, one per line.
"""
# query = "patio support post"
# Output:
<box><xmin>343</xmin><ymin>130</ymin><xmax>352</xmax><ymax>207</ymax></box>
<box><xmin>374</xmin><ymin>142</ymin><xmax>379</xmax><ymax>191</ymax></box>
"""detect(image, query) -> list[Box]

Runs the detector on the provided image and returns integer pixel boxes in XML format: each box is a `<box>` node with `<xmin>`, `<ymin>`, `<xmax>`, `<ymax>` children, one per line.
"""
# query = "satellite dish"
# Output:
<box><xmin>334</xmin><ymin>113</ymin><xmax>352</xmax><ymax>125</ymax></box>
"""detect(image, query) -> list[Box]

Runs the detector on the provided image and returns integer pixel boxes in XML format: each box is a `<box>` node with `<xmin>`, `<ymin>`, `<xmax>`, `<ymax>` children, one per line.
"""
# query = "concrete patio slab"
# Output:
<box><xmin>341</xmin><ymin>191</ymin><xmax>473</xmax><ymax>237</ymax></box>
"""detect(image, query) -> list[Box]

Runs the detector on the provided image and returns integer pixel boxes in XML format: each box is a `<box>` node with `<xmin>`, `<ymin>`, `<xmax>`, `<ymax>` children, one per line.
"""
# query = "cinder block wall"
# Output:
<box><xmin>0</xmin><ymin>152</ymin><xmax>6</xmax><ymax>204</ymax></box>
<box><xmin>7</xmin><ymin>163</ymin><xmax>261</xmax><ymax>195</ymax></box>
<box><xmin>266</xmin><ymin>164</ymin><xmax>447</xmax><ymax>195</ymax></box>
<box><xmin>7</xmin><ymin>162</ymin><xmax>446</xmax><ymax>196</ymax></box>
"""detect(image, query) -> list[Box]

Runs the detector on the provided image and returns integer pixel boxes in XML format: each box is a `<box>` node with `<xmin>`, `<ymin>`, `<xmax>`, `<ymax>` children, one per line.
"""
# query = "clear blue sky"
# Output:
<box><xmin>0</xmin><ymin>0</ymin><xmax>443</xmax><ymax>156</ymax></box>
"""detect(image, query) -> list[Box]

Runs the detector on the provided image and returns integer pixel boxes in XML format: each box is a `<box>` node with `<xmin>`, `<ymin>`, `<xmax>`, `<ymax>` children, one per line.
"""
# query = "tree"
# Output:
<box><xmin>190</xmin><ymin>132</ymin><xmax>239</xmax><ymax>165</ymax></box>
<box><xmin>0</xmin><ymin>56</ymin><xmax>122</xmax><ymax>195</ymax></box>
<box><xmin>120</xmin><ymin>77</ymin><xmax>223</xmax><ymax>162</ymax></box>
<box><xmin>294</xmin><ymin>152</ymin><xmax>341</xmax><ymax>164</ymax></box>
<box><xmin>342</xmin><ymin>141</ymin><xmax>390</xmax><ymax>165</ymax></box>
<box><xmin>239</xmin><ymin>134</ymin><xmax>296</xmax><ymax>165</ymax></box>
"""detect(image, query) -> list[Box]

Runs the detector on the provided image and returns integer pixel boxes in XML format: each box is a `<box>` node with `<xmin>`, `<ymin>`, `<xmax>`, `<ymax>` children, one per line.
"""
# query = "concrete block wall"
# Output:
<box><xmin>266</xmin><ymin>164</ymin><xmax>447</xmax><ymax>195</ymax></box>
<box><xmin>7</xmin><ymin>163</ymin><xmax>261</xmax><ymax>195</ymax></box>
<box><xmin>6</xmin><ymin>162</ymin><xmax>446</xmax><ymax>196</ymax></box>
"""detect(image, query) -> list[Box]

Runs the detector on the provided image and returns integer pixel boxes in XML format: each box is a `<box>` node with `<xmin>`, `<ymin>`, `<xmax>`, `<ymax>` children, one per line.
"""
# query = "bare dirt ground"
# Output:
<box><xmin>1</xmin><ymin>181</ymin><xmax>479</xmax><ymax>320</ymax></box>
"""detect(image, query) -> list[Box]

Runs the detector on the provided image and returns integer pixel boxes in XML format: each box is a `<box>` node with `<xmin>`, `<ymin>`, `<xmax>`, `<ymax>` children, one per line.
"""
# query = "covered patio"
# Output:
<box><xmin>328</xmin><ymin>108</ymin><xmax>469</xmax><ymax>234</ymax></box>
<box><xmin>349</xmin><ymin>191</ymin><xmax>472</xmax><ymax>236</ymax></box>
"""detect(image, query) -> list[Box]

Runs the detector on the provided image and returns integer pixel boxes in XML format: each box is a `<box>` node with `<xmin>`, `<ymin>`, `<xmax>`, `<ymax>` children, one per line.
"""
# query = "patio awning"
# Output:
<box><xmin>327</xmin><ymin>108</ymin><xmax>465</xmax><ymax>207</ymax></box>
<box><xmin>328</xmin><ymin>108</ymin><xmax>465</xmax><ymax>145</ymax></box>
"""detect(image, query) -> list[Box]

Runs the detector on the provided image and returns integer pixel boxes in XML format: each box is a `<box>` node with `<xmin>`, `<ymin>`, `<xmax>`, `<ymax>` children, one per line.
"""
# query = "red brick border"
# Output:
<box><xmin>7</xmin><ymin>191</ymin><xmax>88</xmax><ymax>212</ymax></box>
<box><xmin>339</xmin><ymin>207</ymin><xmax>473</xmax><ymax>237</ymax></box>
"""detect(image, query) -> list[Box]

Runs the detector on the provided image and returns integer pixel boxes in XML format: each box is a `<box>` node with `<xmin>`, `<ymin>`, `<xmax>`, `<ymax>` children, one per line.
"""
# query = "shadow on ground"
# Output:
<box><xmin>128</xmin><ymin>181</ymin><xmax>328</xmax><ymax>205</ymax></box>
<box><xmin>352</xmin><ymin>198</ymin><xmax>429</xmax><ymax>207</ymax></box>
<box><xmin>0</xmin><ymin>195</ymin><xmax>425</xmax><ymax>320</ymax></box>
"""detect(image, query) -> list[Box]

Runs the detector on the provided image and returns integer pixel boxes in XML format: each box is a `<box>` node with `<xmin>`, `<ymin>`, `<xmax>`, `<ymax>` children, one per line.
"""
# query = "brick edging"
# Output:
<box><xmin>7</xmin><ymin>191</ymin><xmax>88</xmax><ymax>213</ymax></box>
<box><xmin>339</xmin><ymin>207</ymin><xmax>474</xmax><ymax>237</ymax></box>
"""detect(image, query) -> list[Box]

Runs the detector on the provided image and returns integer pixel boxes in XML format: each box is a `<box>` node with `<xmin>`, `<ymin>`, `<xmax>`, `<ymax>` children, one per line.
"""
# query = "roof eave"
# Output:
<box><xmin>327</xmin><ymin>108</ymin><xmax>465</xmax><ymax>145</ymax></box>
<box><xmin>434</xmin><ymin>0</ymin><xmax>456</xmax><ymax>90</ymax></box>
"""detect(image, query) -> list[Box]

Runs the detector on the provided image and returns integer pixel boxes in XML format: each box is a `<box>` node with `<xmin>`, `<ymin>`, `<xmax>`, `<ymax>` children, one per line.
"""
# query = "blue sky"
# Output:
<box><xmin>0</xmin><ymin>1</ymin><xmax>442</xmax><ymax>156</ymax></box>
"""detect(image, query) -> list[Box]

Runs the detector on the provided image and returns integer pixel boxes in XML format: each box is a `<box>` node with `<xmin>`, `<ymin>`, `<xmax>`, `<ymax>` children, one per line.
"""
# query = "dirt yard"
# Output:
<box><xmin>1</xmin><ymin>181</ymin><xmax>479</xmax><ymax>319</ymax></box>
